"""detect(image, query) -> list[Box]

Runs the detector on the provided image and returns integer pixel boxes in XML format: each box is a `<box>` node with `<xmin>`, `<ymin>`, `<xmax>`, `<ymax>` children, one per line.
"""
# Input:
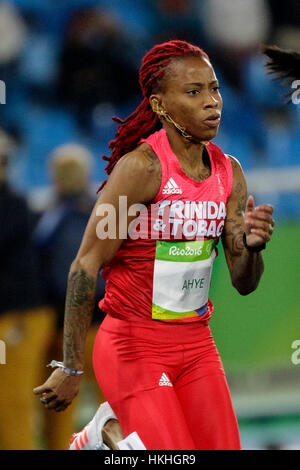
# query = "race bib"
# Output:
<box><xmin>152</xmin><ymin>239</ymin><xmax>217</xmax><ymax>320</ymax></box>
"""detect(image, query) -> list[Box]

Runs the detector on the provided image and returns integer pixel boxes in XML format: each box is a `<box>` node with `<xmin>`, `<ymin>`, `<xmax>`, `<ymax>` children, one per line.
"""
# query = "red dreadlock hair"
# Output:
<box><xmin>98</xmin><ymin>39</ymin><xmax>209</xmax><ymax>192</ymax></box>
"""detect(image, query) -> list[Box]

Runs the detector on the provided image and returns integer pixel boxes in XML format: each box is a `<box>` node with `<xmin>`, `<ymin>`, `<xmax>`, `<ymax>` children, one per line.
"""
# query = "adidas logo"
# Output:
<box><xmin>159</xmin><ymin>372</ymin><xmax>173</xmax><ymax>387</ymax></box>
<box><xmin>162</xmin><ymin>177</ymin><xmax>182</xmax><ymax>195</ymax></box>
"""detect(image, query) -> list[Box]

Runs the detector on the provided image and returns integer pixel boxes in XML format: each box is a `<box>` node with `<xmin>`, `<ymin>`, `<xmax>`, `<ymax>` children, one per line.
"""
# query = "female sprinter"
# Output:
<box><xmin>34</xmin><ymin>40</ymin><xmax>275</xmax><ymax>450</ymax></box>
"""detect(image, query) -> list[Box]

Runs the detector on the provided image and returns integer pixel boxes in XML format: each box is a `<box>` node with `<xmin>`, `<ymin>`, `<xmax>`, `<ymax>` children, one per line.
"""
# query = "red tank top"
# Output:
<box><xmin>99</xmin><ymin>129</ymin><xmax>233</xmax><ymax>324</ymax></box>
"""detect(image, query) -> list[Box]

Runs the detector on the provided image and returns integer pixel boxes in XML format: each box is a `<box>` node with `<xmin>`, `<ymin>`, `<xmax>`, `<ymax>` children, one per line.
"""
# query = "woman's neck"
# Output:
<box><xmin>164</xmin><ymin>123</ymin><xmax>207</xmax><ymax>169</ymax></box>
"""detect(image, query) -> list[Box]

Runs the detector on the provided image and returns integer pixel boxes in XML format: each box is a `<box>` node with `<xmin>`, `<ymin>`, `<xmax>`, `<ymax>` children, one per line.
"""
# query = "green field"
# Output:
<box><xmin>209</xmin><ymin>222</ymin><xmax>300</xmax><ymax>373</ymax></box>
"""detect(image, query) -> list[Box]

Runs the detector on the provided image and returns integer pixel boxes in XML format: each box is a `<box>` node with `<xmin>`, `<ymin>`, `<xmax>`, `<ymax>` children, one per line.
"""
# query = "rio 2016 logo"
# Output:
<box><xmin>0</xmin><ymin>340</ymin><xmax>6</xmax><ymax>364</ymax></box>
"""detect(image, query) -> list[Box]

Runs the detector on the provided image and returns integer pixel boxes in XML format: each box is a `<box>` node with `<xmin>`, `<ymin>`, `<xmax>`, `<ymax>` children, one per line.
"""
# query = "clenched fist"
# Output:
<box><xmin>33</xmin><ymin>368</ymin><xmax>82</xmax><ymax>412</ymax></box>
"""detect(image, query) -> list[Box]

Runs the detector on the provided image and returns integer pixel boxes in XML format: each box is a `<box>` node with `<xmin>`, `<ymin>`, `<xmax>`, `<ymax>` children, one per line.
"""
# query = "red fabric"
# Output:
<box><xmin>99</xmin><ymin>129</ymin><xmax>232</xmax><ymax>323</ymax></box>
<box><xmin>93</xmin><ymin>315</ymin><xmax>241</xmax><ymax>450</ymax></box>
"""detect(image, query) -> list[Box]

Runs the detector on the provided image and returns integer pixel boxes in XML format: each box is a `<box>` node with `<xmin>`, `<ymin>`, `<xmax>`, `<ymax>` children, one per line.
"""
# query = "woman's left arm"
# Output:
<box><xmin>221</xmin><ymin>156</ymin><xmax>275</xmax><ymax>295</ymax></box>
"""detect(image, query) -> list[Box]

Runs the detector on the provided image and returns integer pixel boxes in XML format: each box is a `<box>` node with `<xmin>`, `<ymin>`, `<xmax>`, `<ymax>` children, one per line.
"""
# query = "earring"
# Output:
<box><xmin>151</xmin><ymin>99</ymin><xmax>166</xmax><ymax>116</ymax></box>
<box><xmin>150</xmin><ymin>98</ymin><xmax>209</xmax><ymax>146</ymax></box>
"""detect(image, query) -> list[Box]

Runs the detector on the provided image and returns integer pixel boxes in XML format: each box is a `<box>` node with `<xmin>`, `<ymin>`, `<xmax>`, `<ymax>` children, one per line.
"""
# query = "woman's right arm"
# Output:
<box><xmin>33</xmin><ymin>147</ymin><xmax>161</xmax><ymax>411</ymax></box>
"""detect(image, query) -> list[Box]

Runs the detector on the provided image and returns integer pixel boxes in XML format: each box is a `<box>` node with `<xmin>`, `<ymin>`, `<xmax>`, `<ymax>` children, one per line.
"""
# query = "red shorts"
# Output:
<box><xmin>93</xmin><ymin>315</ymin><xmax>241</xmax><ymax>450</ymax></box>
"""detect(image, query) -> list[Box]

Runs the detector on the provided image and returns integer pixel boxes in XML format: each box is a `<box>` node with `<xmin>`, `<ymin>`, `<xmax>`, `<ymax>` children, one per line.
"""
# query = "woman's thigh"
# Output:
<box><xmin>175</xmin><ymin>368</ymin><xmax>241</xmax><ymax>450</ymax></box>
<box><xmin>93</xmin><ymin>324</ymin><xmax>196</xmax><ymax>450</ymax></box>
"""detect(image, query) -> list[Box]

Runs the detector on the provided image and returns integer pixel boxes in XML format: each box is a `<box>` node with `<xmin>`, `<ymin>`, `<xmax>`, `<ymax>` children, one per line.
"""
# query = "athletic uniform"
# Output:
<box><xmin>93</xmin><ymin>129</ymin><xmax>241</xmax><ymax>450</ymax></box>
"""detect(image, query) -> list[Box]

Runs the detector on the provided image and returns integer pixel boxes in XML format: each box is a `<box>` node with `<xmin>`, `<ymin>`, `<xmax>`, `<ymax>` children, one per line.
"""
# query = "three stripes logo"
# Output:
<box><xmin>162</xmin><ymin>177</ymin><xmax>182</xmax><ymax>195</ymax></box>
<box><xmin>70</xmin><ymin>427</ymin><xmax>89</xmax><ymax>450</ymax></box>
<box><xmin>159</xmin><ymin>372</ymin><xmax>173</xmax><ymax>387</ymax></box>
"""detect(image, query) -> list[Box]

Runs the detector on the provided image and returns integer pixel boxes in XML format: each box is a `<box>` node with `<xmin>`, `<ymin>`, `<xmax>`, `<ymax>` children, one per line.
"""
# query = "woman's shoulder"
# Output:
<box><xmin>106</xmin><ymin>144</ymin><xmax>162</xmax><ymax>203</ymax></box>
<box><xmin>115</xmin><ymin>142</ymin><xmax>161</xmax><ymax>181</ymax></box>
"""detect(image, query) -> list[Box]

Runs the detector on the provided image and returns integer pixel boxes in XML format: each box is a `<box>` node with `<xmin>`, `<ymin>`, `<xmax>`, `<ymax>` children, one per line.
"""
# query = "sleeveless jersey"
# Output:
<box><xmin>99</xmin><ymin>129</ymin><xmax>233</xmax><ymax>324</ymax></box>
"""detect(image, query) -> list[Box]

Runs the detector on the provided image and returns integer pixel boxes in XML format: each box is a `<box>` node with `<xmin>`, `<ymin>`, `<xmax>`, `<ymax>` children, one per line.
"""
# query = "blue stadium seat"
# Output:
<box><xmin>242</xmin><ymin>54</ymin><xmax>286</xmax><ymax>108</ymax></box>
<box><xmin>11</xmin><ymin>0</ymin><xmax>42</xmax><ymax>9</ymax></box>
<box><xmin>20</xmin><ymin>107</ymin><xmax>79</xmax><ymax>187</ymax></box>
<box><xmin>12</xmin><ymin>0</ymin><xmax>99</xmax><ymax>12</ymax></box>
<box><xmin>288</xmin><ymin>136</ymin><xmax>300</xmax><ymax>166</ymax></box>
<box><xmin>213</xmin><ymin>130</ymin><xmax>253</xmax><ymax>171</ymax></box>
<box><xmin>253</xmin><ymin>192</ymin><xmax>280</xmax><ymax>214</ymax></box>
<box><xmin>276</xmin><ymin>192</ymin><xmax>300</xmax><ymax>220</ymax></box>
<box><xmin>253</xmin><ymin>192</ymin><xmax>300</xmax><ymax>221</ymax></box>
<box><xmin>216</xmin><ymin>68</ymin><xmax>265</xmax><ymax>153</ymax></box>
<box><xmin>11</xmin><ymin>0</ymin><xmax>90</xmax><ymax>35</ymax></box>
<box><xmin>264</xmin><ymin>126</ymin><xmax>297</xmax><ymax>168</ymax></box>
<box><xmin>87</xmin><ymin>141</ymin><xmax>110</xmax><ymax>187</ymax></box>
<box><xmin>18</xmin><ymin>33</ymin><xmax>60</xmax><ymax>86</ymax></box>
<box><xmin>98</xmin><ymin>0</ymin><xmax>154</xmax><ymax>39</ymax></box>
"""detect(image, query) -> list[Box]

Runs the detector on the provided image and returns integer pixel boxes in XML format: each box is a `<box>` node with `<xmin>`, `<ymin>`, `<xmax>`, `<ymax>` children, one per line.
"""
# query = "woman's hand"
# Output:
<box><xmin>33</xmin><ymin>368</ymin><xmax>82</xmax><ymax>412</ymax></box>
<box><xmin>244</xmin><ymin>195</ymin><xmax>275</xmax><ymax>247</ymax></box>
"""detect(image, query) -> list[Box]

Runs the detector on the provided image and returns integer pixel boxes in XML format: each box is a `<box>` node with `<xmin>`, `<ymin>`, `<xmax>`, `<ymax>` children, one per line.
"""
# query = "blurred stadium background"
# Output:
<box><xmin>0</xmin><ymin>0</ymin><xmax>299</xmax><ymax>450</ymax></box>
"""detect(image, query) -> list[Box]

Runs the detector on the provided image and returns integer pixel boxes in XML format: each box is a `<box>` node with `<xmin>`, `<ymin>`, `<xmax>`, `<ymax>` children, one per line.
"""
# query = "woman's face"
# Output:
<box><xmin>154</xmin><ymin>55</ymin><xmax>223</xmax><ymax>142</ymax></box>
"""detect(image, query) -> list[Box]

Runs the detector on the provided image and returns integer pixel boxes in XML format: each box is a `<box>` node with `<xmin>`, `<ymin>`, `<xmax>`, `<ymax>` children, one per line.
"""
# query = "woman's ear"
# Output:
<box><xmin>149</xmin><ymin>95</ymin><xmax>165</xmax><ymax>115</ymax></box>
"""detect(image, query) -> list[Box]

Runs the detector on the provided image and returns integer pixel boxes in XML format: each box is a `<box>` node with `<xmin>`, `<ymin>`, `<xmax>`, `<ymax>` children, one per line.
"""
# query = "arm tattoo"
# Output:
<box><xmin>235</xmin><ymin>194</ymin><xmax>247</xmax><ymax>218</ymax></box>
<box><xmin>143</xmin><ymin>147</ymin><xmax>162</xmax><ymax>194</ymax></box>
<box><xmin>229</xmin><ymin>229</ymin><xmax>244</xmax><ymax>256</ymax></box>
<box><xmin>144</xmin><ymin>148</ymin><xmax>160</xmax><ymax>173</ymax></box>
<box><xmin>223</xmin><ymin>156</ymin><xmax>264</xmax><ymax>294</ymax></box>
<box><xmin>223</xmin><ymin>160</ymin><xmax>247</xmax><ymax>257</ymax></box>
<box><xmin>235</xmin><ymin>182</ymin><xmax>243</xmax><ymax>194</ymax></box>
<box><xmin>223</xmin><ymin>219</ymin><xmax>244</xmax><ymax>257</ymax></box>
<box><xmin>63</xmin><ymin>269</ymin><xmax>97</xmax><ymax>368</ymax></box>
<box><xmin>223</xmin><ymin>163</ymin><xmax>247</xmax><ymax>256</ymax></box>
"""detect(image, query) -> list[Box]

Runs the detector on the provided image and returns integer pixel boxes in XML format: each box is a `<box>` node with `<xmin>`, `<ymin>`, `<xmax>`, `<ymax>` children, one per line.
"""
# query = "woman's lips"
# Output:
<box><xmin>203</xmin><ymin>116</ymin><xmax>221</xmax><ymax>128</ymax></box>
